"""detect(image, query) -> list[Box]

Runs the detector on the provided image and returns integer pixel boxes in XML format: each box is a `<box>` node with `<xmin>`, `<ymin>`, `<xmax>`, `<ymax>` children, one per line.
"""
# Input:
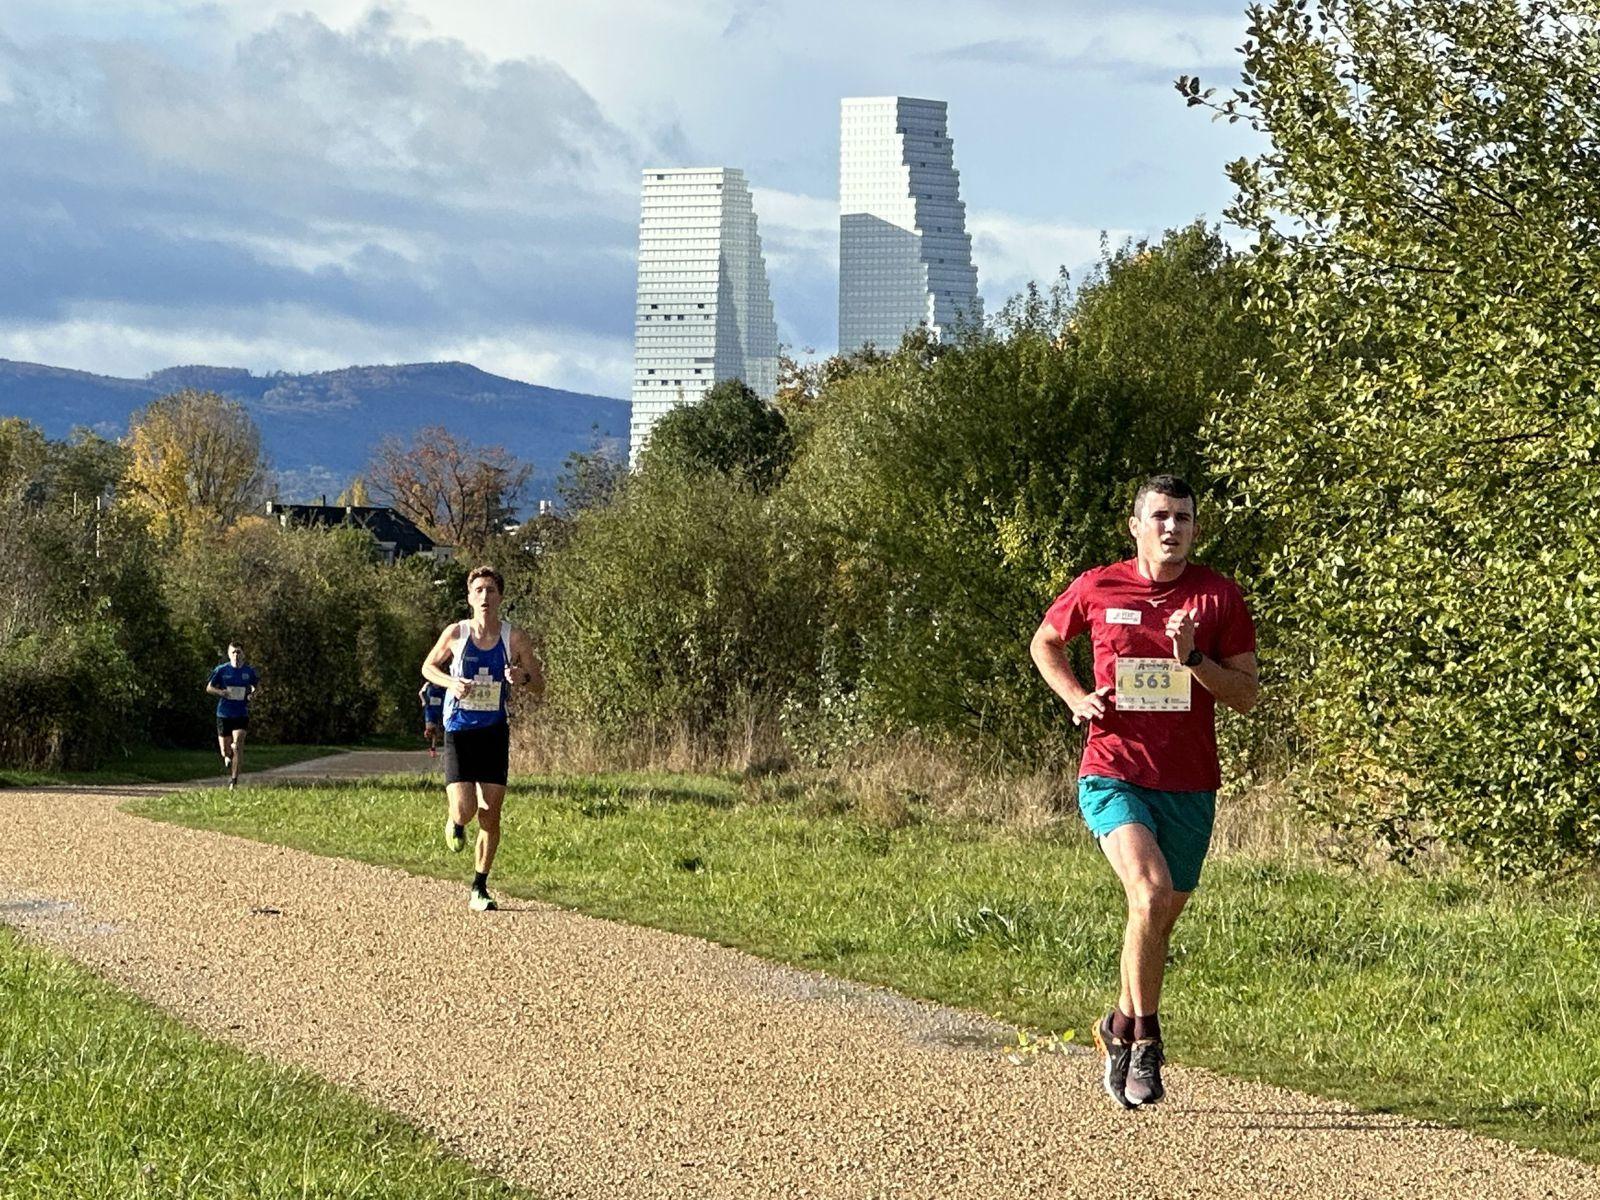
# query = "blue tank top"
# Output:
<box><xmin>443</xmin><ymin>621</ymin><xmax>511</xmax><ymax>733</ymax></box>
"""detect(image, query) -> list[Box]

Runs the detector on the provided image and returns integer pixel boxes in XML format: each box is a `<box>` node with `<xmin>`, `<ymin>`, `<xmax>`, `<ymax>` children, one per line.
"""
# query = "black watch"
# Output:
<box><xmin>1182</xmin><ymin>647</ymin><xmax>1204</xmax><ymax>668</ymax></box>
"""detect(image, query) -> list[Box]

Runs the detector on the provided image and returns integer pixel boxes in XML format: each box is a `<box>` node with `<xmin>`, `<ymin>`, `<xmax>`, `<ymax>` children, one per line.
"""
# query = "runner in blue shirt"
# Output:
<box><xmin>419</xmin><ymin>679</ymin><xmax>446</xmax><ymax>758</ymax></box>
<box><xmin>206</xmin><ymin>642</ymin><xmax>260</xmax><ymax>791</ymax></box>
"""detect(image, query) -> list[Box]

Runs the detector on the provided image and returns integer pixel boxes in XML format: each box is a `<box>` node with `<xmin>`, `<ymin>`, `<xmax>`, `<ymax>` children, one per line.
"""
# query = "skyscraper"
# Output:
<box><xmin>629</xmin><ymin>167</ymin><xmax>778</xmax><ymax>464</ymax></box>
<box><xmin>838</xmin><ymin>96</ymin><xmax>980</xmax><ymax>355</ymax></box>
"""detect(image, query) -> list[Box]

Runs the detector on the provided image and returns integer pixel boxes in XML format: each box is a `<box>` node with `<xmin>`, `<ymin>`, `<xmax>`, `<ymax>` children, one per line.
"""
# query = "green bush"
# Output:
<box><xmin>1201</xmin><ymin>0</ymin><xmax>1600</xmax><ymax>873</ymax></box>
<box><xmin>0</xmin><ymin>622</ymin><xmax>139</xmax><ymax>769</ymax></box>
<box><xmin>536</xmin><ymin>468</ymin><xmax>826</xmax><ymax>754</ymax></box>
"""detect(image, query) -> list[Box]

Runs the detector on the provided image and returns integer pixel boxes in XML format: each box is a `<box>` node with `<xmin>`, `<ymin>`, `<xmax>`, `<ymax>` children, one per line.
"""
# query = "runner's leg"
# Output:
<box><xmin>1100</xmin><ymin>823</ymin><xmax>1189</xmax><ymax>1017</ymax></box>
<box><xmin>447</xmin><ymin>781</ymin><xmax>478</xmax><ymax>830</ymax></box>
<box><xmin>475</xmin><ymin>784</ymin><xmax>506</xmax><ymax>875</ymax></box>
<box><xmin>230</xmin><ymin>729</ymin><xmax>246</xmax><ymax>780</ymax></box>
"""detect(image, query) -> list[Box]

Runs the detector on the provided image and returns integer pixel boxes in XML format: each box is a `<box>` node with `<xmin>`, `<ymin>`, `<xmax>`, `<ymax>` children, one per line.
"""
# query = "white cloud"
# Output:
<box><xmin>0</xmin><ymin>305</ymin><xmax>633</xmax><ymax>396</ymax></box>
<box><xmin>970</xmin><ymin>211</ymin><xmax>1140</xmax><ymax>301</ymax></box>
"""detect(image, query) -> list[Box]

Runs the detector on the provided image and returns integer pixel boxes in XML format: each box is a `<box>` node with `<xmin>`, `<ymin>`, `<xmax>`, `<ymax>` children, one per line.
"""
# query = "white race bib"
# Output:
<box><xmin>459</xmin><ymin>678</ymin><xmax>503</xmax><ymax>712</ymax></box>
<box><xmin>226</xmin><ymin>685</ymin><xmax>248</xmax><ymax>701</ymax></box>
<box><xmin>1105</xmin><ymin>607</ymin><xmax>1142</xmax><ymax>626</ymax></box>
<box><xmin>1115</xmin><ymin>657</ymin><xmax>1191</xmax><ymax>712</ymax></box>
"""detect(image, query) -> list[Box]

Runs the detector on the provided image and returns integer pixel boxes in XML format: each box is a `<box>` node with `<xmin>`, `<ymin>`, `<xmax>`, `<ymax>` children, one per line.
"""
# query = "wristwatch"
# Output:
<box><xmin>1182</xmin><ymin>647</ymin><xmax>1204</xmax><ymax>668</ymax></box>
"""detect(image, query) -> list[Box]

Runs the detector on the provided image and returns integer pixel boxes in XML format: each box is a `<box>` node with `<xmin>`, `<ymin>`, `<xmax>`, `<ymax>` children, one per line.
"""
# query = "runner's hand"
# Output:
<box><xmin>504</xmin><ymin>665</ymin><xmax>525</xmax><ymax>686</ymax></box>
<box><xmin>1166</xmin><ymin>608</ymin><xmax>1197</xmax><ymax>661</ymax></box>
<box><xmin>449</xmin><ymin>678</ymin><xmax>474</xmax><ymax>700</ymax></box>
<box><xmin>1069</xmin><ymin>684</ymin><xmax>1114</xmax><ymax>726</ymax></box>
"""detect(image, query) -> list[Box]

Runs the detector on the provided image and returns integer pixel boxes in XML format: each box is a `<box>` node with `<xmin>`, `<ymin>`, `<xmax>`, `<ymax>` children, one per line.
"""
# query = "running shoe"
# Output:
<box><xmin>228</xmin><ymin>777</ymin><xmax>237</xmax><ymax>792</ymax></box>
<box><xmin>468</xmin><ymin>887</ymin><xmax>498</xmax><ymax>912</ymax></box>
<box><xmin>445</xmin><ymin>821</ymin><xmax>466</xmax><ymax>853</ymax></box>
<box><xmin>1093</xmin><ymin>1011</ymin><xmax>1134</xmax><ymax>1109</ymax></box>
<box><xmin>1125</xmin><ymin>1038</ymin><xmax>1166</xmax><ymax>1107</ymax></box>
<box><xmin>222</xmin><ymin>753</ymin><xmax>231</xmax><ymax>774</ymax></box>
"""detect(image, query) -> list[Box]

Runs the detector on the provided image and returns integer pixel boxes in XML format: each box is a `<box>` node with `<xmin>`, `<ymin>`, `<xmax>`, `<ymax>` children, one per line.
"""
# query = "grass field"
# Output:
<box><xmin>129</xmin><ymin>771</ymin><xmax>1600</xmax><ymax>1164</ymax></box>
<box><xmin>0</xmin><ymin>925</ymin><xmax>531</xmax><ymax>1199</ymax></box>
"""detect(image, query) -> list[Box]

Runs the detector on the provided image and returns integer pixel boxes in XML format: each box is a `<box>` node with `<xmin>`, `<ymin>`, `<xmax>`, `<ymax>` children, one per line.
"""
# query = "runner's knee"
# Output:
<box><xmin>1126</xmin><ymin>878</ymin><xmax>1175</xmax><ymax>921</ymax></box>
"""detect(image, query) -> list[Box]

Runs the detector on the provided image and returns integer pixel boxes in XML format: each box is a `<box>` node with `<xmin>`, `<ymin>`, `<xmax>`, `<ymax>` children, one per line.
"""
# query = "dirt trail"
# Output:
<box><xmin>1</xmin><ymin>754</ymin><xmax>1591</xmax><ymax>1198</ymax></box>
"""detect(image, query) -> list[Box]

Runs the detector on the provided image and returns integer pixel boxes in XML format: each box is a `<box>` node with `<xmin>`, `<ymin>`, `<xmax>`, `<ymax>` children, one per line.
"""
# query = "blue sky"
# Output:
<box><xmin>0</xmin><ymin>1</ymin><xmax>1261</xmax><ymax>397</ymax></box>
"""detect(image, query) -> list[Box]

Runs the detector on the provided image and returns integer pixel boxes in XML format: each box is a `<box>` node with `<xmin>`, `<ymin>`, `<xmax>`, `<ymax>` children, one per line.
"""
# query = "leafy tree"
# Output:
<box><xmin>336</xmin><ymin>476</ymin><xmax>373</xmax><ymax>506</ymax></box>
<box><xmin>555</xmin><ymin>437</ymin><xmax>626</xmax><ymax>514</ymax></box>
<box><xmin>367</xmin><ymin>426</ymin><xmax>531</xmax><ymax>555</ymax></box>
<box><xmin>0</xmin><ymin>422</ymin><xmax>181</xmax><ymax>764</ymax></box>
<box><xmin>122</xmin><ymin>390</ymin><xmax>270</xmax><ymax>534</ymax></box>
<box><xmin>1193</xmin><ymin>0</ymin><xmax>1600</xmax><ymax>872</ymax></box>
<box><xmin>641</xmin><ymin>379</ymin><xmax>794</xmax><ymax>493</ymax></box>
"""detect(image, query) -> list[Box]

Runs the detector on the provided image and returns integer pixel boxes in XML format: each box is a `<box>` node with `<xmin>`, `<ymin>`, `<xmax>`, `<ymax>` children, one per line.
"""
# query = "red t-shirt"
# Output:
<box><xmin>1044</xmin><ymin>559</ymin><xmax>1257</xmax><ymax>792</ymax></box>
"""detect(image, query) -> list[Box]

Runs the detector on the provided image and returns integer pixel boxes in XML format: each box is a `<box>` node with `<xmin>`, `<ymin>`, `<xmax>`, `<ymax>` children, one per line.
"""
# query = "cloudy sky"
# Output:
<box><xmin>1</xmin><ymin>1</ymin><xmax>1260</xmax><ymax>398</ymax></box>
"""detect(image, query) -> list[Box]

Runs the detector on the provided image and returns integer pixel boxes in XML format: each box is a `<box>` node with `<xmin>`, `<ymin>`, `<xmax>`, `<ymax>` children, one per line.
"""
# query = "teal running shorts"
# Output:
<box><xmin>1076</xmin><ymin>774</ymin><xmax>1217</xmax><ymax>892</ymax></box>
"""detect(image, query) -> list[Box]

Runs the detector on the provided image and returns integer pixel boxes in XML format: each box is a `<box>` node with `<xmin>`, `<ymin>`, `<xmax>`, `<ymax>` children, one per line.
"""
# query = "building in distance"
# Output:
<box><xmin>629</xmin><ymin>167</ymin><xmax>779</xmax><ymax>465</ymax></box>
<box><xmin>838</xmin><ymin>96</ymin><xmax>981</xmax><ymax>355</ymax></box>
<box><xmin>265</xmin><ymin>500</ymin><xmax>450</xmax><ymax>564</ymax></box>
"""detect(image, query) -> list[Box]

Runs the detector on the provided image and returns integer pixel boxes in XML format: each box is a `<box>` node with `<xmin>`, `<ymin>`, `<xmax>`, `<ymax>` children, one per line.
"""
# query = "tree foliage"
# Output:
<box><xmin>536</xmin><ymin>467</ymin><xmax>826</xmax><ymax>754</ymax></box>
<box><xmin>641</xmin><ymin>379</ymin><xmax>794</xmax><ymax>493</ymax></box>
<box><xmin>1195</xmin><ymin>0</ymin><xmax>1600</xmax><ymax>872</ymax></box>
<box><xmin>122</xmin><ymin>390</ymin><xmax>270</xmax><ymax>534</ymax></box>
<box><xmin>367</xmin><ymin>426</ymin><xmax>531</xmax><ymax>555</ymax></box>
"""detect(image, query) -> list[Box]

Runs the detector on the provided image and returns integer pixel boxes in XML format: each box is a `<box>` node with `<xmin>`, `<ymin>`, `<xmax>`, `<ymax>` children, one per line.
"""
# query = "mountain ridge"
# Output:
<box><xmin>0</xmin><ymin>358</ymin><xmax>629</xmax><ymax>504</ymax></box>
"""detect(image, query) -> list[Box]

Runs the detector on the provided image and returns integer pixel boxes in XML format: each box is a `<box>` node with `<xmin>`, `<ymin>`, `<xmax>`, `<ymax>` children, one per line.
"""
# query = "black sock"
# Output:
<box><xmin>1111</xmin><ymin>1009</ymin><xmax>1136</xmax><ymax>1041</ymax></box>
<box><xmin>1133</xmin><ymin>1012</ymin><xmax>1161</xmax><ymax>1043</ymax></box>
<box><xmin>472</xmin><ymin>871</ymin><xmax>488</xmax><ymax>892</ymax></box>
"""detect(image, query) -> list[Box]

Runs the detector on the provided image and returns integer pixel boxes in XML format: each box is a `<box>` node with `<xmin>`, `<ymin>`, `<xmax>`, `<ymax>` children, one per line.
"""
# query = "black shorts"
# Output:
<box><xmin>217</xmin><ymin>716</ymin><xmax>250</xmax><ymax>737</ymax></box>
<box><xmin>443</xmin><ymin>720</ymin><xmax>510</xmax><ymax>786</ymax></box>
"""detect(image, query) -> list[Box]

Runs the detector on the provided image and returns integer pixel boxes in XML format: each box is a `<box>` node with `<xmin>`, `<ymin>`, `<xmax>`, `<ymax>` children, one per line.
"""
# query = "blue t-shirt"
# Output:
<box><xmin>421</xmin><ymin>682</ymin><xmax>445</xmax><ymax>725</ymax></box>
<box><xmin>209</xmin><ymin>663</ymin><xmax>258</xmax><ymax>719</ymax></box>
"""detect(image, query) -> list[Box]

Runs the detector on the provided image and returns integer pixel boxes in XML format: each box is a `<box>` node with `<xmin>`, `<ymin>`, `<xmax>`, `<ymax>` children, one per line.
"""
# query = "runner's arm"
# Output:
<box><xmin>507</xmin><ymin>627</ymin><xmax>545</xmax><ymax>703</ymax></box>
<box><xmin>421</xmin><ymin>624</ymin><xmax>471</xmax><ymax>698</ymax></box>
<box><xmin>1188</xmin><ymin>651</ymin><xmax>1259</xmax><ymax>714</ymax></box>
<box><xmin>1030</xmin><ymin>620</ymin><xmax>1112</xmax><ymax>724</ymax></box>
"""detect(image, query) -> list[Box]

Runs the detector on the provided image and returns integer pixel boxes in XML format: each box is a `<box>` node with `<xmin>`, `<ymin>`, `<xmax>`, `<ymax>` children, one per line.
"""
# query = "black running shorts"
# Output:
<box><xmin>217</xmin><ymin>716</ymin><xmax>250</xmax><ymax>737</ymax></box>
<box><xmin>443</xmin><ymin>720</ymin><xmax>510</xmax><ymax>786</ymax></box>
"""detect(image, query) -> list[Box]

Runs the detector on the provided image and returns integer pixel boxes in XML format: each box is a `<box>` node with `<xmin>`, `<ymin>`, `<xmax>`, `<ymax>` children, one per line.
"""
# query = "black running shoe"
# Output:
<box><xmin>1125</xmin><ymin>1038</ymin><xmax>1165</xmax><ymax>1107</ymax></box>
<box><xmin>1093</xmin><ymin>1011</ymin><xmax>1134</xmax><ymax>1109</ymax></box>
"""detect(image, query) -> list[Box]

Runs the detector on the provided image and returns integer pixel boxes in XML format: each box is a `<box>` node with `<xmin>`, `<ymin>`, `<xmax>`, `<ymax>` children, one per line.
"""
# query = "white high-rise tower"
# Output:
<box><xmin>629</xmin><ymin>167</ymin><xmax>779</xmax><ymax>464</ymax></box>
<box><xmin>838</xmin><ymin>96</ymin><xmax>980</xmax><ymax>355</ymax></box>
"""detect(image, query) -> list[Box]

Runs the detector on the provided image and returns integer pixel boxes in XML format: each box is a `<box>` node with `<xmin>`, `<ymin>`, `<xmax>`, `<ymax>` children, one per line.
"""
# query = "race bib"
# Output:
<box><xmin>1115</xmin><ymin>657</ymin><xmax>1191</xmax><ymax>712</ymax></box>
<box><xmin>459</xmin><ymin>679</ymin><xmax>503</xmax><ymax>712</ymax></box>
<box><xmin>226</xmin><ymin>685</ymin><xmax>248</xmax><ymax>701</ymax></box>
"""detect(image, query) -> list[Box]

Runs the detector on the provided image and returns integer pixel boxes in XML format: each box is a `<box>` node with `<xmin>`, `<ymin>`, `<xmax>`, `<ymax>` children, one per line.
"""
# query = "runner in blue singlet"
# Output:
<box><xmin>420</xmin><ymin>565</ymin><xmax>542</xmax><ymax>912</ymax></box>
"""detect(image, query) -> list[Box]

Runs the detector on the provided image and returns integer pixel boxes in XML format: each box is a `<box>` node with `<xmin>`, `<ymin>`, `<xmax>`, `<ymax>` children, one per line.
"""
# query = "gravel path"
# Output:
<box><xmin>2</xmin><ymin>754</ymin><xmax>1593</xmax><ymax>1199</ymax></box>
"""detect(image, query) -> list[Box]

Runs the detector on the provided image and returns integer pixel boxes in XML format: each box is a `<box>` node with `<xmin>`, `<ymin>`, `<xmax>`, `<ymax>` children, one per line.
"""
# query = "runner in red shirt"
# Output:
<box><xmin>1031</xmin><ymin>474</ymin><xmax>1259</xmax><ymax>1109</ymax></box>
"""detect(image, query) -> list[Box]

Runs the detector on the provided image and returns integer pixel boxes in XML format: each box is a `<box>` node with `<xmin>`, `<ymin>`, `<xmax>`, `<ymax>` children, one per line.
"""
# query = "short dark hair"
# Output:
<box><xmin>1131</xmin><ymin>474</ymin><xmax>1196</xmax><ymax>519</ymax></box>
<box><xmin>467</xmin><ymin>565</ymin><xmax>505</xmax><ymax>595</ymax></box>
<box><xmin>227</xmin><ymin>641</ymin><xmax>243</xmax><ymax>652</ymax></box>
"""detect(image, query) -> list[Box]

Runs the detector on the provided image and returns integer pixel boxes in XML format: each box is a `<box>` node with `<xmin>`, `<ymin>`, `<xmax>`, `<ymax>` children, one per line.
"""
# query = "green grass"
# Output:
<box><xmin>0</xmin><ymin>742</ymin><xmax>377</xmax><ymax>788</ymax></box>
<box><xmin>0</xmin><ymin>925</ymin><xmax>532</xmax><ymax>1199</ymax></box>
<box><xmin>129</xmin><ymin>773</ymin><xmax>1600</xmax><ymax>1163</ymax></box>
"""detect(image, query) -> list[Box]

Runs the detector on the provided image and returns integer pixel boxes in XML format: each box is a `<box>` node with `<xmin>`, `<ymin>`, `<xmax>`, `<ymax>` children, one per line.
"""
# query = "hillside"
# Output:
<box><xmin>0</xmin><ymin>359</ymin><xmax>629</xmax><ymax>503</ymax></box>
